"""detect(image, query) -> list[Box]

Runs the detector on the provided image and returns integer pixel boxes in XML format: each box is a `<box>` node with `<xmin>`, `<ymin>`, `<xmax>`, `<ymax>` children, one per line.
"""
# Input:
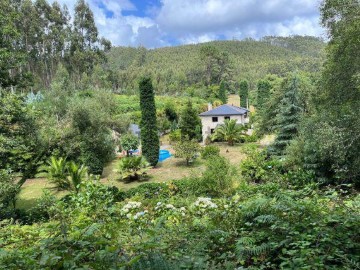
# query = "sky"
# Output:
<box><xmin>53</xmin><ymin>0</ymin><xmax>325</xmax><ymax>48</ymax></box>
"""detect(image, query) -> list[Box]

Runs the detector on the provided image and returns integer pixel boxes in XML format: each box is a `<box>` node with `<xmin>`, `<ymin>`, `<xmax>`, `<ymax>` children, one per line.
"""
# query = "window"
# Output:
<box><xmin>244</xmin><ymin>113</ymin><xmax>248</xmax><ymax>118</ymax></box>
<box><xmin>224</xmin><ymin>116</ymin><xmax>230</xmax><ymax>120</ymax></box>
<box><xmin>212</xmin><ymin>117</ymin><xmax>218</xmax><ymax>122</ymax></box>
<box><xmin>210</xmin><ymin>129</ymin><xmax>215</xmax><ymax>134</ymax></box>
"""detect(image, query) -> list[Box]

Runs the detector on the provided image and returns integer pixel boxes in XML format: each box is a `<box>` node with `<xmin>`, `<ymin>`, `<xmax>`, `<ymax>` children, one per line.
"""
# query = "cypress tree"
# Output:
<box><xmin>271</xmin><ymin>74</ymin><xmax>302</xmax><ymax>156</ymax></box>
<box><xmin>218</xmin><ymin>80</ymin><xmax>227</xmax><ymax>104</ymax></box>
<box><xmin>239</xmin><ymin>80</ymin><xmax>249</xmax><ymax>108</ymax></box>
<box><xmin>139</xmin><ymin>77</ymin><xmax>159</xmax><ymax>166</ymax></box>
<box><xmin>257</xmin><ymin>79</ymin><xmax>271</xmax><ymax>109</ymax></box>
<box><xmin>179</xmin><ymin>100</ymin><xmax>202</xmax><ymax>141</ymax></box>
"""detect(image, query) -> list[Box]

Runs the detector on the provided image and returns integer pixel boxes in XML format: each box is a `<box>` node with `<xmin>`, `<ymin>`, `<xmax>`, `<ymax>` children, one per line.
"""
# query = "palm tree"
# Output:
<box><xmin>212</xmin><ymin>119</ymin><xmax>247</xmax><ymax>146</ymax></box>
<box><xmin>67</xmin><ymin>161</ymin><xmax>88</xmax><ymax>193</ymax></box>
<box><xmin>39</xmin><ymin>157</ymin><xmax>69</xmax><ymax>190</ymax></box>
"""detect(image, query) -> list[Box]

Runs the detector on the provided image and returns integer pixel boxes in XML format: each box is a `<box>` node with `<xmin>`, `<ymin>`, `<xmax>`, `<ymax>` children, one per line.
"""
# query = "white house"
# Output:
<box><xmin>199</xmin><ymin>104</ymin><xmax>250</xmax><ymax>142</ymax></box>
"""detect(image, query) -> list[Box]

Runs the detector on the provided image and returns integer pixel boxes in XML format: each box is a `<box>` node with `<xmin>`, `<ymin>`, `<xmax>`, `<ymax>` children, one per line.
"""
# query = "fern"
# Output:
<box><xmin>254</xmin><ymin>214</ymin><xmax>278</xmax><ymax>224</ymax></box>
<box><xmin>236</xmin><ymin>240</ymin><xmax>272</xmax><ymax>257</ymax></box>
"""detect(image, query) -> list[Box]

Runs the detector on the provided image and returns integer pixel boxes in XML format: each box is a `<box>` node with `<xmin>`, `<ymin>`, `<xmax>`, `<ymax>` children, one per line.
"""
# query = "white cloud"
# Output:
<box><xmin>156</xmin><ymin>0</ymin><xmax>324</xmax><ymax>40</ymax></box>
<box><xmin>49</xmin><ymin>0</ymin><xmax>325</xmax><ymax>47</ymax></box>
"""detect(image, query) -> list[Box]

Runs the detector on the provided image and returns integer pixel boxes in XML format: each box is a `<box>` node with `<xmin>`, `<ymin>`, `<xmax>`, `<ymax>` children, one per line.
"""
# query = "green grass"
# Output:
<box><xmin>16</xmin><ymin>179</ymin><xmax>68</xmax><ymax>210</ymax></box>
<box><xmin>16</xmin><ymin>142</ymin><xmax>249</xmax><ymax>210</ymax></box>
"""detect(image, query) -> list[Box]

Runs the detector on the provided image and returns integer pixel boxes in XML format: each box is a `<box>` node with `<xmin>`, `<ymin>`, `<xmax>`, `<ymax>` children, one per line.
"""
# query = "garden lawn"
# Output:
<box><xmin>16</xmin><ymin>143</ymin><xmax>249</xmax><ymax>210</ymax></box>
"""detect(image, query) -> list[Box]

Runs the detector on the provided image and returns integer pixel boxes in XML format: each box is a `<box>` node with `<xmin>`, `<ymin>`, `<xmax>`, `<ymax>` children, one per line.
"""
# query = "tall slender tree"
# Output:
<box><xmin>65</xmin><ymin>0</ymin><xmax>111</xmax><ymax>83</ymax></box>
<box><xmin>139</xmin><ymin>77</ymin><xmax>159</xmax><ymax>167</ymax></box>
<box><xmin>0</xmin><ymin>0</ymin><xmax>27</xmax><ymax>90</ymax></box>
<box><xmin>239</xmin><ymin>80</ymin><xmax>249</xmax><ymax>108</ymax></box>
<box><xmin>256</xmin><ymin>79</ymin><xmax>271</xmax><ymax>109</ymax></box>
<box><xmin>270</xmin><ymin>74</ymin><xmax>302</xmax><ymax>156</ymax></box>
<box><xmin>218</xmin><ymin>80</ymin><xmax>228</xmax><ymax>104</ymax></box>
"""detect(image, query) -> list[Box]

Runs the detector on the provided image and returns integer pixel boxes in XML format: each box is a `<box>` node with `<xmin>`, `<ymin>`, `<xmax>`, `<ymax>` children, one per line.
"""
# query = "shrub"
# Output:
<box><xmin>120</xmin><ymin>133</ymin><xmax>139</xmax><ymax>156</ymax></box>
<box><xmin>200</xmin><ymin>156</ymin><xmax>235</xmax><ymax>196</ymax></box>
<box><xmin>173</xmin><ymin>139</ymin><xmax>201</xmax><ymax>166</ymax></box>
<box><xmin>239</xmin><ymin>149</ymin><xmax>284</xmax><ymax>183</ymax></box>
<box><xmin>201</xmin><ymin>145</ymin><xmax>220</xmax><ymax>159</ymax></box>
<box><xmin>67</xmin><ymin>161</ymin><xmax>88</xmax><ymax>193</ymax></box>
<box><xmin>117</xmin><ymin>156</ymin><xmax>151</xmax><ymax>181</ymax></box>
<box><xmin>39</xmin><ymin>157</ymin><xmax>88</xmax><ymax>192</ymax></box>
<box><xmin>27</xmin><ymin>191</ymin><xmax>57</xmax><ymax>223</ymax></box>
<box><xmin>125</xmin><ymin>183</ymin><xmax>171</xmax><ymax>199</ymax></box>
<box><xmin>169</xmin><ymin>129</ymin><xmax>181</xmax><ymax>143</ymax></box>
<box><xmin>38</xmin><ymin>157</ymin><xmax>69</xmax><ymax>190</ymax></box>
<box><xmin>0</xmin><ymin>170</ymin><xmax>20</xmax><ymax>210</ymax></box>
<box><xmin>244</xmin><ymin>132</ymin><xmax>258</xmax><ymax>143</ymax></box>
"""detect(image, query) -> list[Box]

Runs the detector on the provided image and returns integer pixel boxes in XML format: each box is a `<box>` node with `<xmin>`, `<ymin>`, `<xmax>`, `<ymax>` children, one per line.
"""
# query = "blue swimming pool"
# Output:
<box><xmin>159</xmin><ymin>149</ymin><xmax>171</xmax><ymax>162</ymax></box>
<box><xmin>131</xmin><ymin>149</ymin><xmax>172</xmax><ymax>162</ymax></box>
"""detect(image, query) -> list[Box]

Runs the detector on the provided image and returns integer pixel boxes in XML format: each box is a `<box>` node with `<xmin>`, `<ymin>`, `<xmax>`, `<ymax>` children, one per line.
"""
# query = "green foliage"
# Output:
<box><xmin>39</xmin><ymin>157</ymin><xmax>88</xmax><ymax>192</ymax></box>
<box><xmin>256</xmin><ymin>79</ymin><xmax>272</xmax><ymax>108</ymax></box>
<box><xmin>173</xmin><ymin>139</ymin><xmax>201</xmax><ymax>166</ymax></box>
<box><xmin>218</xmin><ymin>80</ymin><xmax>228</xmax><ymax>104</ymax></box>
<box><xmin>117</xmin><ymin>156</ymin><xmax>150</xmax><ymax>181</ymax></box>
<box><xmin>178</xmin><ymin>100</ymin><xmax>202</xmax><ymax>141</ymax></box>
<box><xmin>157</xmin><ymin>113</ymin><xmax>171</xmax><ymax>134</ymax></box>
<box><xmin>212</xmin><ymin>119</ymin><xmax>247</xmax><ymax>145</ymax></box>
<box><xmin>0</xmin><ymin>172</ymin><xmax>359</xmax><ymax>269</ymax></box>
<box><xmin>0</xmin><ymin>0</ymin><xmax>27</xmax><ymax>89</ymax></box>
<box><xmin>125</xmin><ymin>182</ymin><xmax>172</xmax><ymax>199</ymax></box>
<box><xmin>0</xmin><ymin>170</ymin><xmax>20</xmax><ymax>210</ymax></box>
<box><xmin>244</xmin><ymin>132</ymin><xmax>258</xmax><ymax>143</ymax></box>
<box><xmin>240</xmin><ymin>148</ymin><xmax>284</xmax><ymax>183</ymax></box>
<box><xmin>200</xmin><ymin>156</ymin><xmax>235</xmax><ymax>196</ymax></box>
<box><xmin>164</xmin><ymin>102</ymin><xmax>178</xmax><ymax>122</ymax></box>
<box><xmin>39</xmin><ymin>156</ymin><xmax>69</xmax><ymax>190</ymax></box>
<box><xmin>66</xmin><ymin>161</ymin><xmax>88</xmax><ymax>193</ymax></box>
<box><xmin>239</xmin><ymin>79</ymin><xmax>249</xmax><ymax>108</ymax></box>
<box><xmin>201</xmin><ymin>145</ymin><xmax>220</xmax><ymax>159</ymax></box>
<box><xmin>169</xmin><ymin>129</ymin><xmax>181</xmax><ymax>143</ymax></box>
<box><xmin>0</xmin><ymin>93</ymin><xmax>42</xmax><ymax>178</ymax></box>
<box><xmin>270</xmin><ymin>73</ymin><xmax>302</xmax><ymax>156</ymax></box>
<box><xmin>120</xmin><ymin>133</ymin><xmax>139</xmax><ymax>156</ymax></box>
<box><xmin>68</xmin><ymin>93</ymin><xmax>116</xmax><ymax>174</ymax></box>
<box><xmin>139</xmin><ymin>77</ymin><xmax>159</xmax><ymax>167</ymax></box>
<box><xmin>289</xmin><ymin>0</ymin><xmax>360</xmax><ymax>186</ymax></box>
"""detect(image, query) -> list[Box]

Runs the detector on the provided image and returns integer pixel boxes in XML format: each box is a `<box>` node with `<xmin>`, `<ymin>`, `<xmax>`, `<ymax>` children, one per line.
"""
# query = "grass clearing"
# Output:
<box><xmin>16</xmin><ymin>142</ymin><xmax>249</xmax><ymax>210</ymax></box>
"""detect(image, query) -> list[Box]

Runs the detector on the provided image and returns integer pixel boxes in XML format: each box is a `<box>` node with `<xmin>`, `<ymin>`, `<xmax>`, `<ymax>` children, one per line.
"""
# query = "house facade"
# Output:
<box><xmin>199</xmin><ymin>104</ymin><xmax>249</xmax><ymax>142</ymax></box>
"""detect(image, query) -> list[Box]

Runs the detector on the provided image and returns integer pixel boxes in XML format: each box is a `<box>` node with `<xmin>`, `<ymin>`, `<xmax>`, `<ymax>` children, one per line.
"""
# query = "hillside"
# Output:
<box><xmin>107</xmin><ymin>36</ymin><xmax>326</xmax><ymax>95</ymax></box>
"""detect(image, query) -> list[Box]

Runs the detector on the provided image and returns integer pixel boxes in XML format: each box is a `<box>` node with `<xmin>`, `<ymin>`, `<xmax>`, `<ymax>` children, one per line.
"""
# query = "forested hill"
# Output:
<box><xmin>107</xmin><ymin>36</ymin><xmax>325</xmax><ymax>95</ymax></box>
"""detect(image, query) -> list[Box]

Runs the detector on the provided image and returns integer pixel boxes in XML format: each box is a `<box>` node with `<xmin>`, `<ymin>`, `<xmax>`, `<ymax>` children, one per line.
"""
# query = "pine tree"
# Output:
<box><xmin>239</xmin><ymin>80</ymin><xmax>249</xmax><ymax>108</ymax></box>
<box><xmin>139</xmin><ymin>77</ymin><xmax>159</xmax><ymax>167</ymax></box>
<box><xmin>179</xmin><ymin>100</ymin><xmax>202</xmax><ymax>141</ymax></box>
<box><xmin>257</xmin><ymin>79</ymin><xmax>271</xmax><ymax>109</ymax></box>
<box><xmin>271</xmin><ymin>74</ymin><xmax>302</xmax><ymax>156</ymax></box>
<box><xmin>218</xmin><ymin>80</ymin><xmax>228</xmax><ymax>104</ymax></box>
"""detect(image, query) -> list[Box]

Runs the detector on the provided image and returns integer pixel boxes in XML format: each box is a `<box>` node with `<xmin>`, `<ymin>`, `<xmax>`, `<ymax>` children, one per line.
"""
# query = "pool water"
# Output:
<box><xmin>131</xmin><ymin>149</ymin><xmax>172</xmax><ymax>162</ymax></box>
<box><xmin>159</xmin><ymin>149</ymin><xmax>172</xmax><ymax>162</ymax></box>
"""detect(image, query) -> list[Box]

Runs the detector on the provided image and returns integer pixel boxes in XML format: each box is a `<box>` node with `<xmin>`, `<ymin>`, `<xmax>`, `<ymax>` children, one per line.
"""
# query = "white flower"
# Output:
<box><xmin>166</xmin><ymin>204</ymin><xmax>176</xmax><ymax>210</ymax></box>
<box><xmin>193</xmin><ymin>197</ymin><xmax>218</xmax><ymax>209</ymax></box>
